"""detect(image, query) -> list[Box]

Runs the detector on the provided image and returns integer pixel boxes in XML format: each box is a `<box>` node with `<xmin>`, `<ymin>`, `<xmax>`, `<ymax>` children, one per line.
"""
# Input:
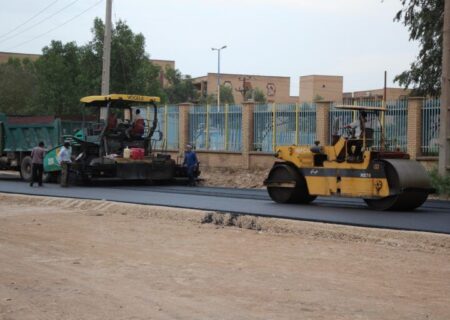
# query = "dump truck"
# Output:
<box><xmin>0</xmin><ymin>113</ymin><xmax>83</xmax><ymax>181</ymax></box>
<box><xmin>44</xmin><ymin>94</ymin><xmax>199</xmax><ymax>184</ymax></box>
<box><xmin>264</xmin><ymin>105</ymin><xmax>434</xmax><ymax>211</ymax></box>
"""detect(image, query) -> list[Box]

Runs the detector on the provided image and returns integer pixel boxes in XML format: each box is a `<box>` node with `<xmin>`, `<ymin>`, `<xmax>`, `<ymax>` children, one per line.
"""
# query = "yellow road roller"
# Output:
<box><xmin>264</xmin><ymin>105</ymin><xmax>435</xmax><ymax>210</ymax></box>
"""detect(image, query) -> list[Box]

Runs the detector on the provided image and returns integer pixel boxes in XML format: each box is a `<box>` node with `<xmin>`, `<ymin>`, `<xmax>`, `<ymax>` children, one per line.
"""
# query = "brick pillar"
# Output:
<box><xmin>315</xmin><ymin>101</ymin><xmax>331</xmax><ymax>145</ymax></box>
<box><xmin>241</xmin><ymin>102</ymin><xmax>255</xmax><ymax>169</ymax></box>
<box><xmin>178</xmin><ymin>103</ymin><xmax>192</xmax><ymax>150</ymax></box>
<box><xmin>407</xmin><ymin>97</ymin><xmax>424</xmax><ymax>159</ymax></box>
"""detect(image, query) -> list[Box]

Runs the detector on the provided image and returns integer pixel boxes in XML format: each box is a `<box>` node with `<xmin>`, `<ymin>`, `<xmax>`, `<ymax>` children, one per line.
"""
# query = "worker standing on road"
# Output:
<box><xmin>58</xmin><ymin>142</ymin><xmax>72</xmax><ymax>187</ymax></box>
<box><xmin>183</xmin><ymin>144</ymin><xmax>198</xmax><ymax>186</ymax></box>
<box><xmin>30</xmin><ymin>141</ymin><xmax>46</xmax><ymax>187</ymax></box>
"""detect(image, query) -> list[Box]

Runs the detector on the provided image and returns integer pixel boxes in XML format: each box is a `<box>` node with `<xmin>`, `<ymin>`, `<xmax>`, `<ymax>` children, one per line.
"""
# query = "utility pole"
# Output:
<box><xmin>439</xmin><ymin>0</ymin><xmax>450</xmax><ymax>175</ymax></box>
<box><xmin>100</xmin><ymin>0</ymin><xmax>112</xmax><ymax>120</ymax></box>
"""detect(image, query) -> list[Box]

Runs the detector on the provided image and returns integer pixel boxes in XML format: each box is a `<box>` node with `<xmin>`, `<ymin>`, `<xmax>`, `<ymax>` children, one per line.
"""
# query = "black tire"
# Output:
<box><xmin>266</xmin><ymin>164</ymin><xmax>316</xmax><ymax>204</ymax></box>
<box><xmin>20</xmin><ymin>156</ymin><xmax>33</xmax><ymax>182</ymax></box>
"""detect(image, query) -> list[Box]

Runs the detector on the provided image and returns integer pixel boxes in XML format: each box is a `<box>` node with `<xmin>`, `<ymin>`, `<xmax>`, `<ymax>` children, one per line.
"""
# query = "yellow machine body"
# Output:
<box><xmin>274</xmin><ymin>138</ymin><xmax>390</xmax><ymax>198</ymax></box>
<box><xmin>265</xmin><ymin>134</ymin><xmax>434</xmax><ymax>210</ymax></box>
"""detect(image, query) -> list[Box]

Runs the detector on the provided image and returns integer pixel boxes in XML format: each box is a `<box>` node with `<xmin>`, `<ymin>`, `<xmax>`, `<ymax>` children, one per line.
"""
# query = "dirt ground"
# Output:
<box><xmin>1</xmin><ymin>193</ymin><xmax>450</xmax><ymax>320</ymax></box>
<box><xmin>199</xmin><ymin>167</ymin><xmax>267</xmax><ymax>189</ymax></box>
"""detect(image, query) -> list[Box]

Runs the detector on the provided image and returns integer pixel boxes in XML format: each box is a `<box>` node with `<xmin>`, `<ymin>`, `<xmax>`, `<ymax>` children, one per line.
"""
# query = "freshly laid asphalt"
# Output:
<box><xmin>0</xmin><ymin>176</ymin><xmax>449</xmax><ymax>234</ymax></box>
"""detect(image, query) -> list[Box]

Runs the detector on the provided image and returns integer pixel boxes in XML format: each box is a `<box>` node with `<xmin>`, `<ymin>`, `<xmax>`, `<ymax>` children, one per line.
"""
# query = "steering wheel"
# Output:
<box><xmin>342</xmin><ymin>126</ymin><xmax>355</xmax><ymax>138</ymax></box>
<box><xmin>117</xmin><ymin>122</ymin><xmax>130</xmax><ymax>130</ymax></box>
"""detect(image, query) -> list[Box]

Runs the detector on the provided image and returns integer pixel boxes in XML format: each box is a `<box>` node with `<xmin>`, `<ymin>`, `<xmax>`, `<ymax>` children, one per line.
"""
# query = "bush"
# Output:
<box><xmin>429</xmin><ymin>168</ymin><xmax>450</xmax><ymax>196</ymax></box>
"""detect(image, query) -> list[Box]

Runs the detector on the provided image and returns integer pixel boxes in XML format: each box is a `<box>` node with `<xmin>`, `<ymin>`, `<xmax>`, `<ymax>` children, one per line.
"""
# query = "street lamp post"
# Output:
<box><xmin>212</xmin><ymin>45</ymin><xmax>227</xmax><ymax>108</ymax></box>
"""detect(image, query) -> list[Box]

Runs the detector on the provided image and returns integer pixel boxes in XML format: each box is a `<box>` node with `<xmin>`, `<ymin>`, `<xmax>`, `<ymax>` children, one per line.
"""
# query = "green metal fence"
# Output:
<box><xmin>157</xmin><ymin>105</ymin><xmax>179</xmax><ymax>150</ymax></box>
<box><xmin>137</xmin><ymin>105</ymin><xmax>179</xmax><ymax>150</ymax></box>
<box><xmin>330</xmin><ymin>100</ymin><xmax>408</xmax><ymax>152</ymax></box>
<box><xmin>385</xmin><ymin>100</ymin><xmax>408</xmax><ymax>152</ymax></box>
<box><xmin>189</xmin><ymin>104</ymin><xmax>242</xmax><ymax>151</ymax></box>
<box><xmin>422</xmin><ymin>98</ymin><xmax>440</xmax><ymax>156</ymax></box>
<box><xmin>253</xmin><ymin>103</ymin><xmax>316</xmax><ymax>152</ymax></box>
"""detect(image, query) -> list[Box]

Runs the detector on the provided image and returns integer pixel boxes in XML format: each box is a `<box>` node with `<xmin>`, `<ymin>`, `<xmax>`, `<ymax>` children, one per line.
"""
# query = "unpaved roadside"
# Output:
<box><xmin>0</xmin><ymin>193</ymin><xmax>450</xmax><ymax>320</ymax></box>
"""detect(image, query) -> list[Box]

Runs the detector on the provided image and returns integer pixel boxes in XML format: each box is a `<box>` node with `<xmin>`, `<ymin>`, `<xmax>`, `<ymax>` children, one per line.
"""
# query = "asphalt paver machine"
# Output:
<box><xmin>45</xmin><ymin>94</ymin><xmax>197</xmax><ymax>184</ymax></box>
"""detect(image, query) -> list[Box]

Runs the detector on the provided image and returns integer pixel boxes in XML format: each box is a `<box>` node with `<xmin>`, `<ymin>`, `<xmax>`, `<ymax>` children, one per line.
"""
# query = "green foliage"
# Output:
<box><xmin>245</xmin><ymin>87</ymin><xmax>266</xmax><ymax>103</ymax></box>
<box><xmin>0</xmin><ymin>18</ymin><xmax>164</xmax><ymax>116</ymax></box>
<box><xmin>0</xmin><ymin>58</ymin><xmax>38</xmax><ymax>115</ymax></box>
<box><xmin>198</xmin><ymin>94</ymin><xmax>216</xmax><ymax>105</ymax></box>
<box><xmin>32</xmin><ymin>41</ymin><xmax>83</xmax><ymax>115</ymax></box>
<box><xmin>198</xmin><ymin>85</ymin><xmax>235</xmax><ymax>105</ymax></box>
<box><xmin>220</xmin><ymin>85</ymin><xmax>235</xmax><ymax>104</ymax></box>
<box><xmin>163</xmin><ymin>67</ymin><xmax>198</xmax><ymax>103</ymax></box>
<box><xmin>313</xmin><ymin>94</ymin><xmax>324</xmax><ymax>102</ymax></box>
<box><xmin>108</xmin><ymin>19</ymin><xmax>161</xmax><ymax>95</ymax></box>
<box><xmin>394</xmin><ymin>0</ymin><xmax>444</xmax><ymax>96</ymax></box>
<box><xmin>429</xmin><ymin>167</ymin><xmax>450</xmax><ymax>196</ymax></box>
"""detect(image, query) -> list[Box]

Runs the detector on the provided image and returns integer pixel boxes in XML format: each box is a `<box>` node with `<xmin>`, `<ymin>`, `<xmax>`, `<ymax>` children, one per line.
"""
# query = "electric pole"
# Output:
<box><xmin>439</xmin><ymin>0</ymin><xmax>450</xmax><ymax>175</ymax></box>
<box><xmin>100</xmin><ymin>0</ymin><xmax>112</xmax><ymax>120</ymax></box>
<box><xmin>101</xmin><ymin>0</ymin><xmax>112</xmax><ymax>96</ymax></box>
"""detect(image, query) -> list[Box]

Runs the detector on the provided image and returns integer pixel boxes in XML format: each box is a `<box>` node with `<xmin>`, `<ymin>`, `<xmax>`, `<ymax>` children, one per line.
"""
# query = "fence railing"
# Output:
<box><xmin>253</xmin><ymin>103</ymin><xmax>316</xmax><ymax>152</ymax></box>
<box><xmin>330</xmin><ymin>100</ymin><xmax>407</xmax><ymax>152</ymax></box>
<box><xmin>422</xmin><ymin>98</ymin><xmax>440</xmax><ymax>156</ymax></box>
<box><xmin>138</xmin><ymin>105</ymin><xmax>180</xmax><ymax>150</ymax></box>
<box><xmin>153</xmin><ymin>99</ymin><xmax>441</xmax><ymax>158</ymax></box>
<box><xmin>385</xmin><ymin>100</ymin><xmax>408</xmax><ymax>152</ymax></box>
<box><xmin>189</xmin><ymin>104</ymin><xmax>242</xmax><ymax>151</ymax></box>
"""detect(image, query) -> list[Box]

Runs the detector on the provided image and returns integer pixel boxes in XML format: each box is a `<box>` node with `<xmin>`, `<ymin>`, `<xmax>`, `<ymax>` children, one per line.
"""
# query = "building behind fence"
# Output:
<box><xmin>152</xmin><ymin>98</ymin><xmax>440</xmax><ymax>169</ymax></box>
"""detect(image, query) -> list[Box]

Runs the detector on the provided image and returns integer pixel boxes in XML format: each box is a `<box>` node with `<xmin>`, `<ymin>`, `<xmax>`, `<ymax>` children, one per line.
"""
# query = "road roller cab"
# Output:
<box><xmin>264</xmin><ymin>105</ymin><xmax>435</xmax><ymax>211</ymax></box>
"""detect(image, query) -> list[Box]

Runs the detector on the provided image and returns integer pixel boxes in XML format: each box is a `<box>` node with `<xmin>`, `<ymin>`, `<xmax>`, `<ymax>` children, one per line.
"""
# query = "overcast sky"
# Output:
<box><xmin>0</xmin><ymin>0</ymin><xmax>418</xmax><ymax>95</ymax></box>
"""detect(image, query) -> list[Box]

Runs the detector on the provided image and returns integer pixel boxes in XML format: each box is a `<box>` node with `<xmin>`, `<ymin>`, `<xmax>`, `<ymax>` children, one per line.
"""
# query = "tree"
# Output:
<box><xmin>0</xmin><ymin>58</ymin><xmax>38</xmax><ymax>115</ymax></box>
<box><xmin>82</xmin><ymin>18</ymin><xmax>162</xmax><ymax>96</ymax></box>
<box><xmin>198</xmin><ymin>85</ymin><xmax>235</xmax><ymax>105</ymax></box>
<box><xmin>163</xmin><ymin>67</ymin><xmax>198</xmax><ymax>103</ymax></box>
<box><xmin>220</xmin><ymin>85</ymin><xmax>235</xmax><ymax>104</ymax></box>
<box><xmin>25</xmin><ymin>18</ymin><xmax>163</xmax><ymax>116</ymax></box>
<box><xmin>394</xmin><ymin>0</ymin><xmax>444</xmax><ymax>96</ymax></box>
<box><xmin>245</xmin><ymin>87</ymin><xmax>266</xmax><ymax>103</ymax></box>
<box><xmin>32</xmin><ymin>40</ymin><xmax>83</xmax><ymax>115</ymax></box>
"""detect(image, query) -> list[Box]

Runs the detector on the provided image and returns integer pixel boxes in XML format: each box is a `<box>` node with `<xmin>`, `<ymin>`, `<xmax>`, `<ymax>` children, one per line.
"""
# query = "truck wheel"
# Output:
<box><xmin>20</xmin><ymin>156</ymin><xmax>33</xmax><ymax>182</ymax></box>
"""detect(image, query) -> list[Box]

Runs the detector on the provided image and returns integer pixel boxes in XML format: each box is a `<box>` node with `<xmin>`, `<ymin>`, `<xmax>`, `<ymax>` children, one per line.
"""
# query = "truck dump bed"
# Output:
<box><xmin>0</xmin><ymin>113</ymin><xmax>62</xmax><ymax>153</ymax></box>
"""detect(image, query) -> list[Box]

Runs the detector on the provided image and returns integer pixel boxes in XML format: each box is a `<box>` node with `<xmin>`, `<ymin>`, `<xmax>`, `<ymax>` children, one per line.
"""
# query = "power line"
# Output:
<box><xmin>5</xmin><ymin>0</ymin><xmax>104</xmax><ymax>51</ymax></box>
<box><xmin>0</xmin><ymin>0</ymin><xmax>60</xmax><ymax>40</ymax></box>
<box><xmin>0</xmin><ymin>0</ymin><xmax>81</xmax><ymax>45</ymax></box>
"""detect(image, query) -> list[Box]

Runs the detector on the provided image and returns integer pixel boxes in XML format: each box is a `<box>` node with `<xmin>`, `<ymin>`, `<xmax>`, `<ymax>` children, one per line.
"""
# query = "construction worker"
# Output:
<box><xmin>183</xmin><ymin>144</ymin><xmax>198</xmax><ymax>186</ymax></box>
<box><xmin>58</xmin><ymin>142</ymin><xmax>72</xmax><ymax>187</ymax></box>
<box><xmin>345</xmin><ymin>110</ymin><xmax>368</xmax><ymax>138</ymax></box>
<box><xmin>30</xmin><ymin>141</ymin><xmax>46</xmax><ymax>187</ymax></box>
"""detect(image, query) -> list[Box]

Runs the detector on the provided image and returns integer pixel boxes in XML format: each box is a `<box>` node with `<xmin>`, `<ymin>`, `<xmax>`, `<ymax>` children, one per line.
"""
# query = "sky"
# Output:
<box><xmin>0</xmin><ymin>0</ymin><xmax>419</xmax><ymax>96</ymax></box>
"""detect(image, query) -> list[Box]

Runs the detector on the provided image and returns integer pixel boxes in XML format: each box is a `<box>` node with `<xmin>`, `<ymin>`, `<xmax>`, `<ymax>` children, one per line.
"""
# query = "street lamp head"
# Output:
<box><xmin>221</xmin><ymin>45</ymin><xmax>227</xmax><ymax>49</ymax></box>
